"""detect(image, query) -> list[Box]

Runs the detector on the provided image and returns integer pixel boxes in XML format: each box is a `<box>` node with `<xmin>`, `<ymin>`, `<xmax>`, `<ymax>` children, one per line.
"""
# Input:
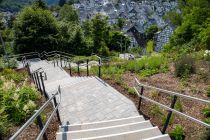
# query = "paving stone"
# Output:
<box><xmin>29</xmin><ymin>60</ymin><xmax>140</xmax><ymax>124</ymax></box>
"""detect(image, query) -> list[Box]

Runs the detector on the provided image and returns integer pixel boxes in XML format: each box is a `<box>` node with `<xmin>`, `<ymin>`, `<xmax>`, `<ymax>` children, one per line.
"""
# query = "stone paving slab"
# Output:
<box><xmin>28</xmin><ymin>60</ymin><xmax>140</xmax><ymax>125</ymax></box>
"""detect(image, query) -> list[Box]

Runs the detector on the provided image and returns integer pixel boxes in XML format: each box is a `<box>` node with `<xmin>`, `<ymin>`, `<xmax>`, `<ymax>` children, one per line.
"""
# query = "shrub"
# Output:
<box><xmin>203</xmin><ymin>50</ymin><xmax>210</xmax><ymax>61</ymax></box>
<box><xmin>207</xmin><ymin>86</ymin><xmax>210</xmax><ymax>97</ymax></box>
<box><xmin>1</xmin><ymin>69</ymin><xmax>28</xmax><ymax>83</ymax></box>
<box><xmin>128</xmin><ymin>87</ymin><xmax>136</xmax><ymax>96</ymax></box>
<box><xmin>175</xmin><ymin>98</ymin><xmax>183</xmax><ymax>112</ymax></box>
<box><xmin>124</xmin><ymin>54</ymin><xmax>168</xmax><ymax>77</ymax></box>
<box><xmin>175</xmin><ymin>55</ymin><xmax>196</xmax><ymax>78</ymax></box>
<box><xmin>128</xmin><ymin>47</ymin><xmax>142</xmax><ymax>55</ymax></box>
<box><xmin>202</xmin><ymin>105</ymin><xmax>210</xmax><ymax>117</ymax></box>
<box><xmin>4</xmin><ymin>86</ymin><xmax>40</xmax><ymax>124</ymax></box>
<box><xmin>0</xmin><ymin>58</ymin><xmax>17</xmax><ymax>71</ymax></box>
<box><xmin>0</xmin><ymin>108</ymin><xmax>9</xmax><ymax>136</ymax></box>
<box><xmin>169</xmin><ymin>124</ymin><xmax>185</xmax><ymax>140</ymax></box>
<box><xmin>150</xmin><ymin>105</ymin><xmax>163</xmax><ymax>117</ymax></box>
<box><xmin>146</xmin><ymin>40</ymin><xmax>154</xmax><ymax>55</ymax></box>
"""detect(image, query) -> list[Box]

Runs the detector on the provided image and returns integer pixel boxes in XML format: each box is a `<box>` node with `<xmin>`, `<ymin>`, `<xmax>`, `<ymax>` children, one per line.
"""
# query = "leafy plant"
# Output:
<box><xmin>146</xmin><ymin>40</ymin><xmax>154</xmax><ymax>55</ymax></box>
<box><xmin>0</xmin><ymin>107</ymin><xmax>9</xmax><ymax>135</ymax></box>
<box><xmin>124</xmin><ymin>54</ymin><xmax>168</xmax><ymax>77</ymax></box>
<box><xmin>175</xmin><ymin>98</ymin><xmax>183</xmax><ymax>112</ymax></box>
<box><xmin>202</xmin><ymin>105</ymin><xmax>210</xmax><ymax>117</ymax></box>
<box><xmin>150</xmin><ymin>105</ymin><xmax>163</xmax><ymax>117</ymax></box>
<box><xmin>175</xmin><ymin>55</ymin><xmax>196</xmax><ymax>78</ymax></box>
<box><xmin>169</xmin><ymin>124</ymin><xmax>185</xmax><ymax>140</ymax></box>
<box><xmin>3</xmin><ymin>86</ymin><xmax>40</xmax><ymax>124</ymax></box>
<box><xmin>203</xmin><ymin>50</ymin><xmax>210</xmax><ymax>61</ymax></box>
<box><xmin>207</xmin><ymin>86</ymin><xmax>210</xmax><ymax>97</ymax></box>
<box><xmin>1</xmin><ymin>69</ymin><xmax>28</xmax><ymax>83</ymax></box>
<box><xmin>128</xmin><ymin>87</ymin><xmax>136</xmax><ymax>96</ymax></box>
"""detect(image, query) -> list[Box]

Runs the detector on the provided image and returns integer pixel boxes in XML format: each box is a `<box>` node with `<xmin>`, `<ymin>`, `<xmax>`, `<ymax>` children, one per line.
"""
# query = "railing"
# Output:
<box><xmin>7</xmin><ymin>51</ymin><xmax>103</xmax><ymax>78</ymax></box>
<box><xmin>30</xmin><ymin>67</ymin><xmax>48</xmax><ymax>100</ymax></box>
<box><xmin>9</xmin><ymin>85</ymin><xmax>61</xmax><ymax>140</ymax></box>
<box><xmin>134</xmin><ymin>78</ymin><xmax>210</xmax><ymax>134</ymax></box>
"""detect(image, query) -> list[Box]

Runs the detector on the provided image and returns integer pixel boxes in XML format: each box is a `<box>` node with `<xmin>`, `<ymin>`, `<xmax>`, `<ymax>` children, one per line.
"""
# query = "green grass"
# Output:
<box><xmin>123</xmin><ymin>54</ymin><xmax>168</xmax><ymax>77</ymax></box>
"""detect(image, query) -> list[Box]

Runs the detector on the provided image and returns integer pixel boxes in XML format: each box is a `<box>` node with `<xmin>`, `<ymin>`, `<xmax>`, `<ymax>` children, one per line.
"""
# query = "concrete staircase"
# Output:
<box><xmin>27</xmin><ymin>59</ymin><xmax>171</xmax><ymax>140</ymax></box>
<box><xmin>56</xmin><ymin>116</ymin><xmax>170</xmax><ymax>140</ymax></box>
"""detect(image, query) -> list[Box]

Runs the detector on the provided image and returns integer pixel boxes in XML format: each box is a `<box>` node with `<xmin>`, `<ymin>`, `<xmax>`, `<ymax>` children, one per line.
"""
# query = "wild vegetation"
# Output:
<box><xmin>0</xmin><ymin>67</ymin><xmax>41</xmax><ymax>137</ymax></box>
<box><xmin>0</xmin><ymin>0</ymin><xmax>209</xmax><ymax>139</ymax></box>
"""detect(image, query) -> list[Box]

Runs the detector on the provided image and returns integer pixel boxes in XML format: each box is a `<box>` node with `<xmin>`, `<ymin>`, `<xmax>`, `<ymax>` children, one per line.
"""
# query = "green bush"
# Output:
<box><xmin>175</xmin><ymin>98</ymin><xmax>183</xmax><ymax>112</ymax></box>
<box><xmin>4</xmin><ymin>86</ymin><xmax>40</xmax><ymax>124</ymax></box>
<box><xmin>124</xmin><ymin>54</ymin><xmax>168</xmax><ymax>77</ymax></box>
<box><xmin>101</xmin><ymin>65</ymin><xmax>124</xmax><ymax>79</ymax></box>
<box><xmin>0</xmin><ymin>108</ymin><xmax>9</xmax><ymax>136</ymax></box>
<box><xmin>207</xmin><ymin>86</ymin><xmax>210</xmax><ymax>97</ymax></box>
<box><xmin>0</xmin><ymin>58</ymin><xmax>17</xmax><ymax>70</ymax></box>
<box><xmin>175</xmin><ymin>55</ymin><xmax>196</xmax><ymax>78</ymax></box>
<box><xmin>1</xmin><ymin>69</ymin><xmax>28</xmax><ymax>83</ymax></box>
<box><xmin>150</xmin><ymin>105</ymin><xmax>163</xmax><ymax>117</ymax></box>
<box><xmin>169</xmin><ymin>124</ymin><xmax>185</xmax><ymax>140</ymax></box>
<box><xmin>128</xmin><ymin>87</ymin><xmax>136</xmax><ymax>96</ymax></box>
<box><xmin>146</xmin><ymin>40</ymin><xmax>154</xmax><ymax>55</ymax></box>
<box><xmin>202</xmin><ymin>105</ymin><xmax>210</xmax><ymax>117</ymax></box>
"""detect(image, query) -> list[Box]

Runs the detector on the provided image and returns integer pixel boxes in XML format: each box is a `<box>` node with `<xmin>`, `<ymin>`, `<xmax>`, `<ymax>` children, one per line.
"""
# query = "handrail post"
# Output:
<box><xmin>26</xmin><ymin>62</ymin><xmax>31</xmax><ymax>77</ymax></box>
<box><xmin>53</xmin><ymin>95</ymin><xmax>61</xmax><ymax>125</ymax></box>
<box><xmin>40</xmin><ymin>72</ymin><xmax>48</xmax><ymax>100</ymax></box>
<box><xmin>36</xmin><ymin>72</ymin><xmax>42</xmax><ymax>93</ymax></box>
<box><xmin>36</xmin><ymin>114</ymin><xmax>48</xmax><ymax>140</ymax></box>
<box><xmin>138</xmin><ymin>86</ymin><xmax>144</xmax><ymax>111</ymax></box>
<box><xmin>98</xmin><ymin>59</ymin><xmax>101</xmax><ymax>78</ymax></box>
<box><xmin>77</xmin><ymin>62</ymin><xmax>80</xmax><ymax>76</ymax></box>
<box><xmin>33</xmin><ymin>73</ymin><xmax>38</xmax><ymax>88</ymax></box>
<box><xmin>60</xmin><ymin>57</ymin><xmax>62</xmax><ymax>67</ymax></box>
<box><xmin>162</xmin><ymin>95</ymin><xmax>177</xmax><ymax>134</ymax></box>
<box><xmin>87</xmin><ymin>59</ymin><xmax>89</xmax><ymax>76</ymax></box>
<box><xmin>56</xmin><ymin>57</ymin><xmax>58</xmax><ymax>66</ymax></box>
<box><xmin>69</xmin><ymin>62</ymin><xmax>72</xmax><ymax>76</ymax></box>
<box><xmin>53</xmin><ymin>59</ymin><xmax>55</xmax><ymax>67</ymax></box>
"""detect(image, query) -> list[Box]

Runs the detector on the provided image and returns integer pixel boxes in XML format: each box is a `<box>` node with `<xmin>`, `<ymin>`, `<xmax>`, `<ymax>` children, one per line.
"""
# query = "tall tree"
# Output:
<box><xmin>116</xmin><ymin>18</ymin><xmax>125</xmax><ymax>30</ymax></box>
<box><xmin>14</xmin><ymin>7</ymin><xmax>58</xmax><ymax>53</ymax></box>
<box><xmin>91</xmin><ymin>14</ymin><xmax>110</xmax><ymax>54</ymax></box>
<box><xmin>59</xmin><ymin>4</ymin><xmax>79</xmax><ymax>23</ymax></box>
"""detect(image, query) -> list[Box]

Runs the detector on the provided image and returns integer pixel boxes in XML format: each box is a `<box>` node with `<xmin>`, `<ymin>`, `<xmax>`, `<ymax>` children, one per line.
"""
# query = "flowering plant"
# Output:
<box><xmin>204</xmin><ymin>50</ymin><xmax>210</xmax><ymax>60</ymax></box>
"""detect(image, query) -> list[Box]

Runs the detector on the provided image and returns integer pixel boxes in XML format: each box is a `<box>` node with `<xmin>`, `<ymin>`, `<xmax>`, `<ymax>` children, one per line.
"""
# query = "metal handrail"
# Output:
<box><xmin>133</xmin><ymin>87</ymin><xmax>210</xmax><ymax>128</ymax></box>
<box><xmin>134</xmin><ymin>78</ymin><xmax>210</xmax><ymax>132</ymax></box>
<box><xmin>9</xmin><ymin>93</ymin><xmax>57</xmax><ymax>139</ymax></box>
<box><xmin>9</xmin><ymin>86</ymin><xmax>61</xmax><ymax>140</ymax></box>
<box><xmin>135</xmin><ymin>78</ymin><xmax>210</xmax><ymax>104</ymax></box>
<box><xmin>7</xmin><ymin>52</ymin><xmax>39</xmax><ymax>58</ymax></box>
<box><xmin>31</xmin><ymin>67</ymin><xmax>45</xmax><ymax>74</ymax></box>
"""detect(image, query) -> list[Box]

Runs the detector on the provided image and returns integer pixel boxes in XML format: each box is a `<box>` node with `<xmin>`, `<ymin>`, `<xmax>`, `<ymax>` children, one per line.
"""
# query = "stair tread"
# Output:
<box><xmin>59</xmin><ymin>116</ymin><xmax>144</xmax><ymax>132</ymax></box>
<box><xmin>57</xmin><ymin>121</ymin><xmax>153</xmax><ymax>139</ymax></box>
<box><xmin>67</xmin><ymin>127</ymin><xmax>162</xmax><ymax>140</ymax></box>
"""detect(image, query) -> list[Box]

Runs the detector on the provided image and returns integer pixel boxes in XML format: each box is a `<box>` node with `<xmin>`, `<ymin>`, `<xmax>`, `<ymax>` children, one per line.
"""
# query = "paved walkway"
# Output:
<box><xmin>28</xmin><ymin>59</ymin><xmax>139</xmax><ymax>125</ymax></box>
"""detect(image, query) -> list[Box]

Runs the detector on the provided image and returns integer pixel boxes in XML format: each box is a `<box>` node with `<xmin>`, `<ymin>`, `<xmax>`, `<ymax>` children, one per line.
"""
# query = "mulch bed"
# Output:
<box><xmin>104</xmin><ymin>70</ymin><xmax>210</xmax><ymax>140</ymax></box>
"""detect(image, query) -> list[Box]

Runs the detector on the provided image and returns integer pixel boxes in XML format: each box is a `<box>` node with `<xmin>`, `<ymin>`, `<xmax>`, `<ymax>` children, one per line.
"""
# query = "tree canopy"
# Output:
<box><xmin>14</xmin><ymin>6</ymin><xmax>58</xmax><ymax>53</ymax></box>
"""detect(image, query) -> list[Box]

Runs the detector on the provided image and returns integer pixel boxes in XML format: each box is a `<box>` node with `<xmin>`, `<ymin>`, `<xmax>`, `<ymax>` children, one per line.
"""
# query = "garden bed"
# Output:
<box><xmin>0</xmin><ymin>68</ymin><xmax>59</xmax><ymax>140</ymax></box>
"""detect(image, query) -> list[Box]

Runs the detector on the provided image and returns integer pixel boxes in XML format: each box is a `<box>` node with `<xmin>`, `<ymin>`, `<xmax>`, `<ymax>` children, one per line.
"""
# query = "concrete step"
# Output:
<box><xmin>59</xmin><ymin>116</ymin><xmax>144</xmax><ymax>132</ymax></box>
<box><xmin>57</xmin><ymin>121</ymin><xmax>153</xmax><ymax>139</ymax></box>
<box><xmin>142</xmin><ymin>134</ymin><xmax>171</xmax><ymax>140</ymax></box>
<box><xmin>69</xmin><ymin>127</ymin><xmax>162</xmax><ymax>140</ymax></box>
